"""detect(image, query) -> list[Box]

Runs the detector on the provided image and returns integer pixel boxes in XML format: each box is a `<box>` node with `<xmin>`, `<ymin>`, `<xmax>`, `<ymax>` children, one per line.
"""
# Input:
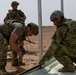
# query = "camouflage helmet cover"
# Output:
<box><xmin>50</xmin><ymin>10</ymin><xmax>64</xmax><ymax>21</ymax></box>
<box><xmin>11</xmin><ymin>1</ymin><xmax>19</xmax><ymax>7</ymax></box>
<box><xmin>27</xmin><ymin>22</ymin><xmax>38</xmax><ymax>35</ymax></box>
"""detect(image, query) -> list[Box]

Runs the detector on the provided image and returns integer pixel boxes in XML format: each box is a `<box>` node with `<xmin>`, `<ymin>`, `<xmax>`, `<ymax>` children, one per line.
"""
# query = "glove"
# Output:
<box><xmin>19</xmin><ymin>45</ymin><xmax>26</xmax><ymax>54</ymax></box>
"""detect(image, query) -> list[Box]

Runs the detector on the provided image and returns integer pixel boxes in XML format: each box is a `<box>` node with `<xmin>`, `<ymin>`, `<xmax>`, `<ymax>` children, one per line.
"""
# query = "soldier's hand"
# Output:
<box><xmin>39</xmin><ymin>58</ymin><xmax>46</xmax><ymax>65</ymax></box>
<box><xmin>18</xmin><ymin>51</ymin><xmax>23</xmax><ymax>58</ymax></box>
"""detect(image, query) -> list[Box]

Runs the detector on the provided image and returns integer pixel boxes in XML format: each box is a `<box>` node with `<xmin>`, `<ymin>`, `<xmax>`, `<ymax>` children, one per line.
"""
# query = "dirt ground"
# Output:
<box><xmin>6</xmin><ymin>26</ymin><xmax>56</xmax><ymax>75</ymax></box>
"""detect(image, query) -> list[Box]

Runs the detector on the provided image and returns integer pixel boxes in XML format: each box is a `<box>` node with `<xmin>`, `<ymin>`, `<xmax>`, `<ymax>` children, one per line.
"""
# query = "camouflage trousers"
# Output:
<box><xmin>54</xmin><ymin>44</ymin><xmax>76</xmax><ymax>67</ymax></box>
<box><xmin>0</xmin><ymin>33</ymin><xmax>8</xmax><ymax>67</ymax></box>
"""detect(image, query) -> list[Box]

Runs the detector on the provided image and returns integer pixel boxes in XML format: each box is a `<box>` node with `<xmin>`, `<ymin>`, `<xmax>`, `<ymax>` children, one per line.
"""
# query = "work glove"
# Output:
<box><xmin>19</xmin><ymin>45</ymin><xmax>26</xmax><ymax>54</ymax></box>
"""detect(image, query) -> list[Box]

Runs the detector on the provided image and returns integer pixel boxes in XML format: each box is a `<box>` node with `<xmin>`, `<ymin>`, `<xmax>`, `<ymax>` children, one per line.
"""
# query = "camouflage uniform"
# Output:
<box><xmin>41</xmin><ymin>18</ymin><xmax>76</xmax><ymax>67</ymax></box>
<box><xmin>0</xmin><ymin>21</ymin><xmax>25</xmax><ymax>66</ymax></box>
<box><xmin>4</xmin><ymin>1</ymin><xmax>26</xmax><ymax>66</ymax></box>
<box><xmin>4</xmin><ymin>9</ymin><xmax>26</xmax><ymax>23</ymax></box>
<box><xmin>0</xmin><ymin>33</ymin><xmax>8</xmax><ymax>68</ymax></box>
<box><xmin>4</xmin><ymin>1</ymin><xmax>26</xmax><ymax>23</ymax></box>
<box><xmin>4</xmin><ymin>22</ymin><xmax>26</xmax><ymax>66</ymax></box>
<box><xmin>0</xmin><ymin>21</ymin><xmax>38</xmax><ymax>66</ymax></box>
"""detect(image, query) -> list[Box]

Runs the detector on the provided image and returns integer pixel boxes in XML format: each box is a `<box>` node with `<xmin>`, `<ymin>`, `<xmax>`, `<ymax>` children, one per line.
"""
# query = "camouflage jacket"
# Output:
<box><xmin>43</xmin><ymin>18</ymin><xmax>76</xmax><ymax>61</ymax></box>
<box><xmin>4</xmin><ymin>9</ymin><xmax>26</xmax><ymax>22</ymax></box>
<box><xmin>51</xmin><ymin>18</ymin><xmax>76</xmax><ymax>51</ymax></box>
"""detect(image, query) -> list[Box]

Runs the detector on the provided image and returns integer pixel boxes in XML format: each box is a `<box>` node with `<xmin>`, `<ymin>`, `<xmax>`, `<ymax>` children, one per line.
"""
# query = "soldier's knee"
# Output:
<box><xmin>54</xmin><ymin>48</ymin><xmax>64</xmax><ymax>57</ymax></box>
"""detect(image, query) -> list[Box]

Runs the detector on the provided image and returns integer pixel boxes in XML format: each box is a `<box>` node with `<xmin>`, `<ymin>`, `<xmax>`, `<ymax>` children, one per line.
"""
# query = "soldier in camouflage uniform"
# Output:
<box><xmin>39</xmin><ymin>10</ymin><xmax>76</xmax><ymax>72</ymax></box>
<box><xmin>0</xmin><ymin>22</ymin><xmax>38</xmax><ymax>74</ymax></box>
<box><xmin>3</xmin><ymin>1</ymin><xmax>26</xmax><ymax>67</ymax></box>
<box><xmin>0</xmin><ymin>33</ymin><xmax>8</xmax><ymax>75</ymax></box>
<box><xmin>4</xmin><ymin>1</ymin><xmax>26</xmax><ymax>23</ymax></box>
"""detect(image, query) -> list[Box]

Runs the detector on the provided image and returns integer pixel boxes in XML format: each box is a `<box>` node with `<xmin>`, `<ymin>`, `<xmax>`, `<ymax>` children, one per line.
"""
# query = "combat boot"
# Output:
<box><xmin>58</xmin><ymin>66</ymin><xmax>75</xmax><ymax>72</ymax></box>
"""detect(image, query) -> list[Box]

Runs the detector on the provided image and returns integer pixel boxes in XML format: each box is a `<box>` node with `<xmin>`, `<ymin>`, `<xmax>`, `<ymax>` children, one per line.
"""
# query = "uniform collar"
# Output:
<box><xmin>57</xmin><ymin>18</ymin><xmax>67</xmax><ymax>27</ymax></box>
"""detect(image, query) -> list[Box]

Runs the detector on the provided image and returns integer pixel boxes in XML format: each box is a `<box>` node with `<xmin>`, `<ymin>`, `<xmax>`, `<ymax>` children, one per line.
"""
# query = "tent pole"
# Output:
<box><xmin>61</xmin><ymin>0</ymin><xmax>64</xmax><ymax>13</ymax></box>
<box><xmin>38</xmin><ymin>0</ymin><xmax>43</xmax><ymax>61</ymax></box>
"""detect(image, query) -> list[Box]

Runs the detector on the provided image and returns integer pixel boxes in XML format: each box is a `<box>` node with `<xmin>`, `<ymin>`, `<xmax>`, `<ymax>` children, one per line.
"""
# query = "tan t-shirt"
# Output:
<box><xmin>12</xmin><ymin>22</ymin><xmax>26</xmax><ymax>41</ymax></box>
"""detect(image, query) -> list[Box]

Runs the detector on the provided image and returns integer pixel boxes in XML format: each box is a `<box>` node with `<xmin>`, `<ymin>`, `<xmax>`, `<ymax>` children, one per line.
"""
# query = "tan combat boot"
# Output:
<box><xmin>58</xmin><ymin>66</ymin><xmax>75</xmax><ymax>72</ymax></box>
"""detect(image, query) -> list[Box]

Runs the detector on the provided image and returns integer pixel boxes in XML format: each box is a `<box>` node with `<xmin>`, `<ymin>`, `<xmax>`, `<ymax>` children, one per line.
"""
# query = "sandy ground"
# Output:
<box><xmin>5</xmin><ymin>26</ymin><xmax>56</xmax><ymax>75</ymax></box>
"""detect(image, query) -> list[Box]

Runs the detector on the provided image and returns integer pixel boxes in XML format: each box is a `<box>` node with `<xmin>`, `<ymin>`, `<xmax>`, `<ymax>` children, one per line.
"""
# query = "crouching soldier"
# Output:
<box><xmin>0</xmin><ymin>22</ymin><xmax>38</xmax><ymax>74</ymax></box>
<box><xmin>39</xmin><ymin>10</ymin><xmax>76</xmax><ymax>72</ymax></box>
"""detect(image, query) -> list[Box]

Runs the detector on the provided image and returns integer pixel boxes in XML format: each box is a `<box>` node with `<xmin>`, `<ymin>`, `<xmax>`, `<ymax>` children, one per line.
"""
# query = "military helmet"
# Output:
<box><xmin>11</xmin><ymin>1</ymin><xmax>19</xmax><ymax>7</ymax></box>
<box><xmin>27</xmin><ymin>22</ymin><xmax>38</xmax><ymax>35</ymax></box>
<box><xmin>50</xmin><ymin>10</ymin><xmax>64</xmax><ymax>21</ymax></box>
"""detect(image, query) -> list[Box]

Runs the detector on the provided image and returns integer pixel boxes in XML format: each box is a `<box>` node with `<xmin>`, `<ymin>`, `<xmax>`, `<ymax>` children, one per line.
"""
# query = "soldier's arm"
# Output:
<box><xmin>4</xmin><ymin>10</ymin><xmax>12</xmax><ymax>22</ymax></box>
<box><xmin>50</xmin><ymin>24</ymin><xmax>69</xmax><ymax>52</ymax></box>
<box><xmin>43</xmin><ymin>46</ymin><xmax>54</xmax><ymax>60</ymax></box>
<box><xmin>9</xmin><ymin>32</ymin><xmax>20</xmax><ymax>53</ymax></box>
<box><xmin>9</xmin><ymin>32</ymin><xmax>23</xmax><ymax>58</ymax></box>
<box><xmin>56</xmin><ymin>24</ymin><xmax>69</xmax><ymax>44</ymax></box>
<box><xmin>4</xmin><ymin>13</ymin><xmax>9</xmax><ymax>22</ymax></box>
<box><xmin>39</xmin><ymin>44</ymin><xmax>54</xmax><ymax>65</ymax></box>
<box><xmin>19</xmin><ymin>10</ymin><xmax>26</xmax><ymax>21</ymax></box>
